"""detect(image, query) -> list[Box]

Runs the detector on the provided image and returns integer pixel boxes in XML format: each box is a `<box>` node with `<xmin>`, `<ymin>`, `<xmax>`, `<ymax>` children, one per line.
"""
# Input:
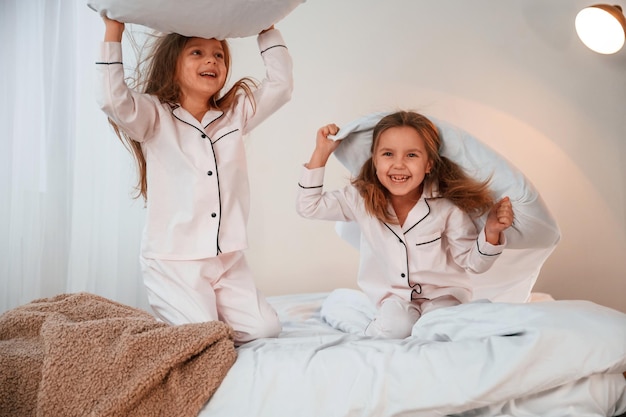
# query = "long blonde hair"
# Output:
<box><xmin>351</xmin><ymin>111</ymin><xmax>494</xmax><ymax>224</ymax></box>
<box><xmin>110</xmin><ymin>33</ymin><xmax>257</xmax><ymax>201</ymax></box>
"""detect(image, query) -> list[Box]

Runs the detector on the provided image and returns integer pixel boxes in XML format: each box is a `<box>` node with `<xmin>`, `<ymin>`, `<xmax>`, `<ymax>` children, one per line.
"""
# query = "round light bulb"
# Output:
<box><xmin>575</xmin><ymin>5</ymin><xmax>626</xmax><ymax>54</ymax></box>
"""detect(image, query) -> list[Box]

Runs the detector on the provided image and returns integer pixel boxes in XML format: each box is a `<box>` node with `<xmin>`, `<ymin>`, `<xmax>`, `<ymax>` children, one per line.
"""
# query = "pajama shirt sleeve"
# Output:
<box><xmin>296</xmin><ymin>166</ymin><xmax>360</xmax><ymax>222</ymax></box>
<box><xmin>96</xmin><ymin>42</ymin><xmax>161</xmax><ymax>142</ymax></box>
<box><xmin>443</xmin><ymin>205</ymin><xmax>506</xmax><ymax>274</ymax></box>
<box><xmin>242</xmin><ymin>29</ymin><xmax>294</xmax><ymax>134</ymax></box>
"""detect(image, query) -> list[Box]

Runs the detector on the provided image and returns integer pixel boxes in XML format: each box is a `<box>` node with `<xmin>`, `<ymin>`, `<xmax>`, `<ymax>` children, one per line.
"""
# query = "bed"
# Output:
<box><xmin>2</xmin><ymin>290</ymin><xmax>625</xmax><ymax>417</ymax></box>
<box><xmin>198</xmin><ymin>291</ymin><xmax>626</xmax><ymax>417</ymax></box>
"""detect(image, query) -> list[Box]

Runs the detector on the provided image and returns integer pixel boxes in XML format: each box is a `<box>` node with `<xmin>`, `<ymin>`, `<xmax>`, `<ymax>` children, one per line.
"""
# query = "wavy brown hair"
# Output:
<box><xmin>110</xmin><ymin>33</ymin><xmax>257</xmax><ymax>201</ymax></box>
<box><xmin>351</xmin><ymin>111</ymin><xmax>494</xmax><ymax>224</ymax></box>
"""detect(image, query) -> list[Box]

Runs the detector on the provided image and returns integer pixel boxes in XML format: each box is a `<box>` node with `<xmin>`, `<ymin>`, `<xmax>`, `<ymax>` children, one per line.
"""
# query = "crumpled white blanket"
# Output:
<box><xmin>200</xmin><ymin>291</ymin><xmax>626</xmax><ymax>417</ymax></box>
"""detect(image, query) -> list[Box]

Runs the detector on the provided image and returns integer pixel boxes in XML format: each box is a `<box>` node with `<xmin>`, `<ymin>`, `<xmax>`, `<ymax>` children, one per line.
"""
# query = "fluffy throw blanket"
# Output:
<box><xmin>0</xmin><ymin>292</ymin><xmax>237</xmax><ymax>417</ymax></box>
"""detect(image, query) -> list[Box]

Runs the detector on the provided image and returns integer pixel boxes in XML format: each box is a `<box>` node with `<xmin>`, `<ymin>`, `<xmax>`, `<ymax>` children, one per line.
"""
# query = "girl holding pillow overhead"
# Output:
<box><xmin>296</xmin><ymin>111</ymin><xmax>514</xmax><ymax>339</ymax></box>
<box><xmin>97</xmin><ymin>17</ymin><xmax>293</xmax><ymax>344</ymax></box>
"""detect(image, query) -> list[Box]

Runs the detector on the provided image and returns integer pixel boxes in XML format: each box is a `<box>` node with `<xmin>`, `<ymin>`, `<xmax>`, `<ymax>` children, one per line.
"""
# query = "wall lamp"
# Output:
<box><xmin>575</xmin><ymin>4</ymin><xmax>626</xmax><ymax>54</ymax></box>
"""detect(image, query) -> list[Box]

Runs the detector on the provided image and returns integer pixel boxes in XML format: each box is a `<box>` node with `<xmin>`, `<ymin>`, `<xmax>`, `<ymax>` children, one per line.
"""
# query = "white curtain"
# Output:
<box><xmin>0</xmin><ymin>0</ymin><xmax>149</xmax><ymax>313</ymax></box>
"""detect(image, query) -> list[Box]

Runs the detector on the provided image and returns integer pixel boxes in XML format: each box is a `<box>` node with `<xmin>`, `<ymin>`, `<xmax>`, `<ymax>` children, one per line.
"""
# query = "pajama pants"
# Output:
<box><xmin>320</xmin><ymin>288</ymin><xmax>461</xmax><ymax>339</ymax></box>
<box><xmin>140</xmin><ymin>251</ymin><xmax>281</xmax><ymax>344</ymax></box>
<box><xmin>365</xmin><ymin>294</ymin><xmax>461</xmax><ymax>338</ymax></box>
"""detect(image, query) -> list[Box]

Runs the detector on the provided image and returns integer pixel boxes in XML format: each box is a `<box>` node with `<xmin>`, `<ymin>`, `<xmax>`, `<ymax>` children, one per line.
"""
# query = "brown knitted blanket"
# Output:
<box><xmin>0</xmin><ymin>292</ymin><xmax>237</xmax><ymax>417</ymax></box>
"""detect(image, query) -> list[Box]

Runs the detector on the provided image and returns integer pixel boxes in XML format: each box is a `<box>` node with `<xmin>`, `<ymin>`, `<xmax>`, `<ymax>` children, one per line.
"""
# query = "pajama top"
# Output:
<box><xmin>296</xmin><ymin>166</ymin><xmax>506</xmax><ymax>306</ymax></box>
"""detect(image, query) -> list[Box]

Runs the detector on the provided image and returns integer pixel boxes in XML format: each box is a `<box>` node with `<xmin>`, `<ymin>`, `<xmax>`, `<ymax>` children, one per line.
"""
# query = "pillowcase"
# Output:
<box><xmin>330</xmin><ymin>112</ymin><xmax>561</xmax><ymax>303</ymax></box>
<box><xmin>87</xmin><ymin>0</ymin><xmax>306</xmax><ymax>39</ymax></box>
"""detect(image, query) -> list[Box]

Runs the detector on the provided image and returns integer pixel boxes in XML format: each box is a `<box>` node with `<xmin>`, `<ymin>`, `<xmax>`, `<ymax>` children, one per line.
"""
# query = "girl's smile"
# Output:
<box><xmin>389</xmin><ymin>175</ymin><xmax>410</xmax><ymax>183</ymax></box>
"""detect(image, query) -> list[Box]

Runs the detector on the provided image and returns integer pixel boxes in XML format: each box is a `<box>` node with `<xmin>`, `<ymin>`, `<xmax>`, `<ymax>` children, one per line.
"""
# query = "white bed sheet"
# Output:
<box><xmin>199</xmin><ymin>292</ymin><xmax>626</xmax><ymax>417</ymax></box>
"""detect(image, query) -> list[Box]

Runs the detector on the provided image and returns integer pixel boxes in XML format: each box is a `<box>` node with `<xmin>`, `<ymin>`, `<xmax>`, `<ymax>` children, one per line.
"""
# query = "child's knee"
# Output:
<box><xmin>365</xmin><ymin>298</ymin><xmax>421</xmax><ymax>339</ymax></box>
<box><xmin>254</xmin><ymin>316</ymin><xmax>282</xmax><ymax>339</ymax></box>
<box><xmin>233</xmin><ymin>315</ymin><xmax>282</xmax><ymax>344</ymax></box>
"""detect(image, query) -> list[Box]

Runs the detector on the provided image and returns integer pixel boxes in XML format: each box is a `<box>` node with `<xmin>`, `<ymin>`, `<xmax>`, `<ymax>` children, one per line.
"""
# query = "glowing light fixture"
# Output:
<box><xmin>575</xmin><ymin>4</ymin><xmax>626</xmax><ymax>54</ymax></box>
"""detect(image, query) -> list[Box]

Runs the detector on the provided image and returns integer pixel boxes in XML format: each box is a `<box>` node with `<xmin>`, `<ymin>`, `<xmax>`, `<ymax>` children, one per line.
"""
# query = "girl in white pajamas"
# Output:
<box><xmin>97</xmin><ymin>17</ymin><xmax>293</xmax><ymax>344</ymax></box>
<box><xmin>296</xmin><ymin>111</ymin><xmax>514</xmax><ymax>338</ymax></box>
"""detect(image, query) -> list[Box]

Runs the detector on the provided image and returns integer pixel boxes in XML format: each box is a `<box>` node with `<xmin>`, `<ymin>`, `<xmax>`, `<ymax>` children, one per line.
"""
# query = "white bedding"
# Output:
<box><xmin>199</xmin><ymin>292</ymin><xmax>626</xmax><ymax>417</ymax></box>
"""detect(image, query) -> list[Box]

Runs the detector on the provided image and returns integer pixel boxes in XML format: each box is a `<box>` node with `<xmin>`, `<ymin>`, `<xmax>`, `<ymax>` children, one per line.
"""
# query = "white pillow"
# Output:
<box><xmin>331</xmin><ymin>112</ymin><xmax>561</xmax><ymax>303</ymax></box>
<box><xmin>87</xmin><ymin>0</ymin><xmax>306</xmax><ymax>39</ymax></box>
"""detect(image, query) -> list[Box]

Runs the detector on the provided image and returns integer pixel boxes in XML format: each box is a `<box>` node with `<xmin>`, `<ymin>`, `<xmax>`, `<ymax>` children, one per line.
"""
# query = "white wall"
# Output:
<box><xmin>222</xmin><ymin>0</ymin><xmax>626</xmax><ymax>313</ymax></box>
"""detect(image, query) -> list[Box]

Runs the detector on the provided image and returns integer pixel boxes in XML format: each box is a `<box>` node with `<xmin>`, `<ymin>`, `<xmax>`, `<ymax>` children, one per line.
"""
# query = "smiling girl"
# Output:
<box><xmin>296</xmin><ymin>111</ymin><xmax>514</xmax><ymax>338</ymax></box>
<box><xmin>97</xmin><ymin>17</ymin><xmax>293</xmax><ymax>344</ymax></box>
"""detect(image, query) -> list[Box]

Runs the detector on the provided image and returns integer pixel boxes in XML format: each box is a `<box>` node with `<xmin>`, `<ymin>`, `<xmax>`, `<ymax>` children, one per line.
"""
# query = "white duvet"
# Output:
<box><xmin>199</xmin><ymin>292</ymin><xmax>626</xmax><ymax>417</ymax></box>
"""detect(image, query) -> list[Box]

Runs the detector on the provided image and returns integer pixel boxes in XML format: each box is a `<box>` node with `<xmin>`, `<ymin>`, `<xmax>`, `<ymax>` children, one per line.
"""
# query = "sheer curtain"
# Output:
<box><xmin>0</xmin><ymin>0</ymin><xmax>149</xmax><ymax>313</ymax></box>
